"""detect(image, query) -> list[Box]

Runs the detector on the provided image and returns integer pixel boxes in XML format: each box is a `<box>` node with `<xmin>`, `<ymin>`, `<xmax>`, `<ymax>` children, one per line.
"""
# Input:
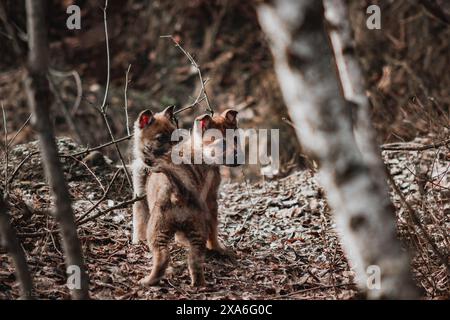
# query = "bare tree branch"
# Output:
<box><xmin>418</xmin><ymin>0</ymin><xmax>450</xmax><ymax>25</ymax></box>
<box><xmin>17</xmin><ymin>195</ymin><xmax>145</xmax><ymax>239</ymax></box>
<box><xmin>101</xmin><ymin>0</ymin><xmax>110</xmax><ymax>112</ymax></box>
<box><xmin>0</xmin><ymin>1</ymin><xmax>23</xmax><ymax>58</ymax></box>
<box><xmin>61</xmin><ymin>155</ymin><xmax>106</xmax><ymax>193</ymax></box>
<box><xmin>49</xmin><ymin>68</ymin><xmax>83</xmax><ymax>116</ymax></box>
<box><xmin>48</xmin><ymin>75</ymin><xmax>85</xmax><ymax>144</ymax></box>
<box><xmin>97</xmin><ymin>0</ymin><xmax>132</xmax><ymax>189</ymax></box>
<box><xmin>124</xmin><ymin>64</ymin><xmax>131</xmax><ymax>136</ymax></box>
<box><xmin>76</xmin><ymin>168</ymin><xmax>122</xmax><ymax>223</ymax></box>
<box><xmin>0</xmin><ymin>194</ymin><xmax>33</xmax><ymax>299</ymax></box>
<box><xmin>174</xmin><ymin>96</ymin><xmax>207</xmax><ymax>116</ymax></box>
<box><xmin>8</xmin><ymin>151</ymin><xmax>39</xmax><ymax>186</ymax></box>
<box><xmin>8</xmin><ymin>138</ymin><xmax>132</xmax><ymax>187</ymax></box>
<box><xmin>161</xmin><ymin>35</ymin><xmax>214</xmax><ymax>115</ymax></box>
<box><xmin>99</xmin><ymin>111</ymin><xmax>133</xmax><ymax>187</ymax></box>
<box><xmin>7</xmin><ymin>114</ymin><xmax>32</xmax><ymax>149</ymax></box>
<box><xmin>1</xmin><ymin>102</ymin><xmax>8</xmax><ymax>195</ymax></box>
<box><xmin>69</xmin><ymin>135</ymin><xmax>133</xmax><ymax>157</ymax></box>
<box><xmin>387</xmin><ymin>172</ymin><xmax>450</xmax><ymax>273</ymax></box>
<box><xmin>1</xmin><ymin>109</ymin><xmax>32</xmax><ymax>196</ymax></box>
<box><xmin>77</xmin><ymin>195</ymin><xmax>145</xmax><ymax>226</ymax></box>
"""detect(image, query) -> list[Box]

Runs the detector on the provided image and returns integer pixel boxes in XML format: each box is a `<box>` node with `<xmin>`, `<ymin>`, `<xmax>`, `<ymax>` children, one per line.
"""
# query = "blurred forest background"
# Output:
<box><xmin>0</xmin><ymin>0</ymin><xmax>449</xmax><ymax>300</ymax></box>
<box><xmin>1</xmin><ymin>0</ymin><xmax>448</xmax><ymax>177</ymax></box>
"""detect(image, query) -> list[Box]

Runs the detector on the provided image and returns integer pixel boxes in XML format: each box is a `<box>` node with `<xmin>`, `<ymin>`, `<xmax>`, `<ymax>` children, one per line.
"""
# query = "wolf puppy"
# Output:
<box><xmin>131</xmin><ymin>106</ymin><xmax>176</xmax><ymax>244</ymax></box>
<box><xmin>137</xmin><ymin>109</ymin><xmax>240</xmax><ymax>287</ymax></box>
<box><xmin>189</xmin><ymin>109</ymin><xmax>240</xmax><ymax>255</ymax></box>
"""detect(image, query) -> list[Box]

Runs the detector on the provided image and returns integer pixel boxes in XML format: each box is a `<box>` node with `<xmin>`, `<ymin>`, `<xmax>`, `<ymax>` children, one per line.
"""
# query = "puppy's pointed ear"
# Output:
<box><xmin>162</xmin><ymin>105</ymin><xmax>176</xmax><ymax>124</ymax></box>
<box><xmin>196</xmin><ymin>114</ymin><xmax>212</xmax><ymax>132</ymax></box>
<box><xmin>138</xmin><ymin>109</ymin><xmax>154</xmax><ymax>129</ymax></box>
<box><xmin>222</xmin><ymin>109</ymin><xmax>238</xmax><ymax>124</ymax></box>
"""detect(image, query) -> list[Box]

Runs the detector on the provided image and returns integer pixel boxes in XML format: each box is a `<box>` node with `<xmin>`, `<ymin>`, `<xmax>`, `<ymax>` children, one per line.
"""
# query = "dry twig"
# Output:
<box><xmin>161</xmin><ymin>34</ymin><xmax>214</xmax><ymax>115</ymax></box>
<box><xmin>76</xmin><ymin>168</ymin><xmax>122</xmax><ymax>223</ymax></box>
<box><xmin>381</xmin><ymin>138</ymin><xmax>450</xmax><ymax>151</ymax></box>
<box><xmin>7</xmin><ymin>114</ymin><xmax>32</xmax><ymax>148</ymax></box>
<box><xmin>124</xmin><ymin>64</ymin><xmax>131</xmax><ymax>136</ymax></box>
<box><xmin>48</xmin><ymin>75</ymin><xmax>85</xmax><ymax>144</ymax></box>
<box><xmin>49</xmin><ymin>68</ymin><xmax>83</xmax><ymax>116</ymax></box>
<box><xmin>61</xmin><ymin>155</ymin><xmax>106</xmax><ymax>193</ymax></box>
<box><xmin>418</xmin><ymin>0</ymin><xmax>450</xmax><ymax>25</ymax></box>
<box><xmin>387</xmin><ymin>171</ymin><xmax>450</xmax><ymax>273</ymax></box>
<box><xmin>77</xmin><ymin>195</ymin><xmax>145</xmax><ymax>226</ymax></box>
<box><xmin>70</xmin><ymin>135</ymin><xmax>133</xmax><ymax>158</ymax></box>
<box><xmin>1</xmin><ymin>113</ymin><xmax>33</xmax><ymax>193</ymax></box>
<box><xmin>17</xmin><ymin>195</ymin><xmax>145</xmax><ymax>238</ymax></box>
<box><xmin>1</xmin><ymin>102</ymin><xmax>8</xmax><ymax>195</ymax></box>
<box><xmin>96</xmin><ymin>0</ymin><xmax>132</xmax><ymax>189</ymax></box>
<box><xmin>0</xmin><ymin>1</ymin><xmax>23</xmax><ymax>57</ymax></box>
<box><xmin>0</xmin><ymin>194</ymin><xmax>33</xmax><ymax>299</ymax></box>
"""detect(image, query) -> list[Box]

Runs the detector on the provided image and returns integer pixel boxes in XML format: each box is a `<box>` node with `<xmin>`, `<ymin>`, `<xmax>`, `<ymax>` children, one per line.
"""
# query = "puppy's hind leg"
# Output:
<box><xmin>139</xmin><ymin>231</ymin><xmax>173</xmax><ymax>286</ymax></box>
<box><xmin>186</xmin><ymin>230</ymin><xmax>206</xmax><ymax>287</ymax></box>
<box><xmin>206</xmin><ymin>218</ymin><xmax>226</xmax><ymax>253</ymax></box>
<box><xmin>206</xmin><ymin>215</ymin><xmax>235</xmax><ymax>261</ymax></box>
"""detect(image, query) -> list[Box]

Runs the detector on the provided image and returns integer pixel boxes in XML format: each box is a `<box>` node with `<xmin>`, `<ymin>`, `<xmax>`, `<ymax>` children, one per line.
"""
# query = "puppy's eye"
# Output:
<box><xmin>155</xmin><ymin>134</ymin><xmax>167</xmax><ymax>143</ymax></box>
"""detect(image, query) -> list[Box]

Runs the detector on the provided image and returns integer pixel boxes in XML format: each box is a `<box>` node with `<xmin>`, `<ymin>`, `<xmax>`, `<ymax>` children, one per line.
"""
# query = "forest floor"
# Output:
<box><xmin>0</xmin><ymin>137</ymin><xmax>448</xmax><ymax>299</ymax></box>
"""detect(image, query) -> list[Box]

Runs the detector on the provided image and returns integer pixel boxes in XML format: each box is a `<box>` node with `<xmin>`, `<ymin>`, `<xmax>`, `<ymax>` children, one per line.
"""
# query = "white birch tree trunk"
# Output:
<box><xmin>323</xmin><ymin>0</ymin><xmax>388</xmax><ymax>193</ymax></box>
<box><xmin>257</xmin><ymin>0</ymin><xmax>418</xmax><ymax>299</ymax></box>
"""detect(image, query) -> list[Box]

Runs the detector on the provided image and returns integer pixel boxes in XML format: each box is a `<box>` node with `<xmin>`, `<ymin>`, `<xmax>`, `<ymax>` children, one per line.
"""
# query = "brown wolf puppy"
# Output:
<box><xmin>131</xmin><ymin>106</ymin><xmax>176</xmax><ymax>244</ymax></box>
<box><xmin>139</xmin><ymin>109</ymin><xmax>240</xmax><ymax>287</ymax></box>
<box><xmin>189</xmin><ymin>109</ymin><xmax>240</xmax><ymax>255</ymax></box>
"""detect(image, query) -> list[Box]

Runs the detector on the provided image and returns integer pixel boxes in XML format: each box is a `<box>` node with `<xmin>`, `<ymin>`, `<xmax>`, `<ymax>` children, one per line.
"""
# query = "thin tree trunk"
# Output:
<box><xmin>24</xmin><ymin>0</ymin><xmax>89</xmax><ymax>299</ymax></box>
<box><xmin>0</xmin><ymin>194</ymin><xmax>33</xmax><ymax>299</ymax></box>
<box><xmin>257</xmin><ymin>0</ymin><xmax>419</xmax><ymax>299</ymax></box>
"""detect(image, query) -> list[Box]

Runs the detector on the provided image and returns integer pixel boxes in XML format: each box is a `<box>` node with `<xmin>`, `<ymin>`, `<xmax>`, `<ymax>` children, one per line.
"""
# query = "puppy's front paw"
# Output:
<box><xmin>191</xmin><ymin>278</ymin><xmax>206</xmax><ymax>287</ymax></box>
<box><xmin>207</xmin><ymin>247</ymin><xmax>237</xmax><ymax>263</ymax></box>
<box><xmin>139</xmin><ymin>275</ymin><xmax>162</xmax><ymax>287</ymax></box>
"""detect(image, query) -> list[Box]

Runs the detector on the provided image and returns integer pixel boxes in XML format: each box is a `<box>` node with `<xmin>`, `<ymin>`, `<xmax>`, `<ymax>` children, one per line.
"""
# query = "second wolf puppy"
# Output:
<box><xmin>188</xmin><ymin>109</ymin><xmax>240</xmax><ymax>255</ymax></box>
<box><xmin>139</xmin><ymin>109</ymin><xmax>240</xmax><ymax>287</ymax></box>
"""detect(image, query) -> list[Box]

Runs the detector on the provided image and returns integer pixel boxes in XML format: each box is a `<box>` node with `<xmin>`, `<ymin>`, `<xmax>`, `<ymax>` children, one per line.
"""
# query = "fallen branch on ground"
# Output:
<box><xmin>387</xmin><ymin>171</ymin><xmax>450</xmax><ymax>273</ymax></box>
<box><xmin>381</xmin><ymin>138</ymin><xmax>450</xmax><ymax>151</ymax></box>
<box><xmin>17</xmin><ymin>195</ymin><xmax>145</xmax><ymax>238</ymax></box>
<box><xmin>75</xmin><ymin>168</ymin><xmax>122</xmax><ymax>223</ymax></box>
<box><xmin>77</xmin><ymin>195</ymin><xmax>145</xmax><ymax>226</ymax></box>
